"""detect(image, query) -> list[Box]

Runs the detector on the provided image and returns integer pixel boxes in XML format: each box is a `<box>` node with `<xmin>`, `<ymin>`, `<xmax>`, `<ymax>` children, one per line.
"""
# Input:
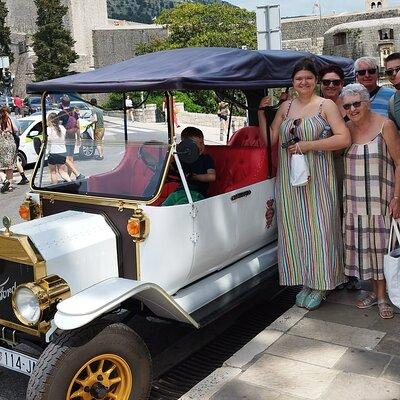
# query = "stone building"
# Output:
<box><xmin>281</xmin><ymin>0</ymin><xmax>400</xmax><ymax>67</ymax></box>
<box><xmin>5</xmin><ymin>0</ymin><xmax>166</xmax><ymax>95</ymax></box>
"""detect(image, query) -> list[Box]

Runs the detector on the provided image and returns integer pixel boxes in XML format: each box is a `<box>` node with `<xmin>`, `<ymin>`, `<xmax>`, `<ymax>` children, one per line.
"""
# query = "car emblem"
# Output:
<box><xmin>0</xmin><ymin>277</ymin><xmax>17</xmax><ymax>302</ymax></box>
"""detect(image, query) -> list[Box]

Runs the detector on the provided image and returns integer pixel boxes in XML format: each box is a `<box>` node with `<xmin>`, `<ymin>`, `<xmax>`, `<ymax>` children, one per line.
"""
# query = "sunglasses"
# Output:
<box><xmin>356</xmin><ymin>68</ymin><xmax>377</xmax><ymax>76</ymax></box>
<box><xmin>343</xmin><ymin>101</ymin><xmax>363</xmax><ymax>111</ymax></box>
<box><xmin>282</xmin><ymin>118</ymin><xmax>301</xmax><ymax>149</ymax></box>
<box><xmin>385</xmin><ymin>66</ymin><xmax>400</xmax><ymax>77</ymax></box>
<box><xmin>321</xmin><ymin>79</ymin><xmax>342</xmax><ymax>87</ymax></box>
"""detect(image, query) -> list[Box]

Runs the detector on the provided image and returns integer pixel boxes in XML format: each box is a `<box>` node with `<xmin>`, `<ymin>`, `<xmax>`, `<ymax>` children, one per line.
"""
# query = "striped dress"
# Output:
<box><xmin>276</xmin><ymin>104</ymin><xmax>344</xmax><ymax>290</ymax></box>
<box><xmin>344</xmin><ymin>128</ymin><xmax>395</xmax><ymax>280</ymax></box>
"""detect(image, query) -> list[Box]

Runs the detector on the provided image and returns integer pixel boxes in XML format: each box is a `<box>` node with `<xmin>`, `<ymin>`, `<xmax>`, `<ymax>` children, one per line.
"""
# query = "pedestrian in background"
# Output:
<box><xmin>0</xmin><ymin>106</ymin><xmax>17</xmax><ymax>193</ymax></box>
<box><xmin>57</xmin><ymin>95</ymin><xmax>84</xmax><ymax>180</ymax></box>
<box><xmin>90</xmin><ymin>98</ymin><xmax>105</xmax><ymax>160</ymax></box>
<box><xmin>9</xmin><ymin>112</ymin><xmax>29</xmax><ymax>185</ymax></box>
<box><xmin>355</xmin><ymin>56</ymin><xmax>394</xmax><ymax>117</ymax></box>
<box><xmin>217</xmin><ymin>101</ymin><xmax>229</xmax><ymax>140</ymax></box>
<box><xmin>46</xmin><ymin>113</ymin><xmax>71</xmax><ymax>184</ymax></box>
<box><xmin>13</xmin><ymin>95</ymin><xmax>24</xmax><ymax>118</ymax></box>
<box><xmin>385</xmin><ymin>52</ymin><xmax>400</xmax><ymax>129</ymax></box>
<box><xmin>258</xmin><ymin>58</ymin><xmax>350</xmax><ymax>311</ymax></box>
<box><xmin>340</xmin><ymin>83</ymin><xmax>400</xmax><ymax>319</ymax></box>
<box><xmin>125</xmin><ymin>95</ymin><xmax>134</xmax><ymax>122</ymax></box>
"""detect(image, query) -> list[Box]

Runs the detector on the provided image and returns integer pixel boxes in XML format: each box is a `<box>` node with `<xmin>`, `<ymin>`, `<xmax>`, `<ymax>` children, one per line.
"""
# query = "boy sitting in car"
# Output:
<box><xmin>163</xmin><ymin>126</ymin><xmax>216</xmax><ymax>205</ymax></box>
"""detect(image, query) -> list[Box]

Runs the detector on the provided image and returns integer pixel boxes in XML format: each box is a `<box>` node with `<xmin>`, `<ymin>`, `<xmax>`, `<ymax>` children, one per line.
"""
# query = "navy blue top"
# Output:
<box><xmin>182</xmin><ymin>154</ymin><xmax>215</xmax><ymax>197</ymax></box>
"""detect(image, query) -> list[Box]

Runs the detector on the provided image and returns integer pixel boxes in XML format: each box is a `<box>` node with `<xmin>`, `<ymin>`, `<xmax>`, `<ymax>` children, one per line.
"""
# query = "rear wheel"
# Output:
<box><xmin>17</xmin><ymin>151</ymin><xmax>27</xmax><ymax>168</ymax></box>
<box><xmin>27</xmin><ymin>323</ymin><xmax>152</xmax><ymax>400</ymax></box>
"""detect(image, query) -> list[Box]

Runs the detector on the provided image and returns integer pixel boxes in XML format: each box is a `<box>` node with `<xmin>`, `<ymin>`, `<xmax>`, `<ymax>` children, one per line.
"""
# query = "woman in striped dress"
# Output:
<box><xmin>258</xmin><ymin>58</ymin><xmax>351</xmax><ymax>310</ymax></box>
<box><xmin>340</xmin><ymin>83</ymin><xmax>400</xmax><ymax>319</ymax></box>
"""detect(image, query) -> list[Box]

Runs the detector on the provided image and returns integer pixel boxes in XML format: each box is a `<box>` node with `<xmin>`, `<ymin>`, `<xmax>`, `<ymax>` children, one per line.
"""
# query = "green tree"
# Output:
<box><xmin>136</xmin><ymin>3</ymin><xmax>257</xmax><ymax>54</ymax></box>
<box><xmin>0</xmin><ymin>1</ymin><xmax>13</xmax><ymax>64</ymax></box>
<box><xmin>32</xmin><ymin>0</ymin><xmax>78</xmax><ymax>81</ymax></box>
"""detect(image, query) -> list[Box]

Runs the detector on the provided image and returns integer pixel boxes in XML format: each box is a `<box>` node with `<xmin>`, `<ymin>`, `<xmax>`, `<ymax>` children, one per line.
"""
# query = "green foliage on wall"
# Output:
<box><xmin>0</xmin><ymin>1</ymin><xmax>13</xmax><ymax>64</ymax></box>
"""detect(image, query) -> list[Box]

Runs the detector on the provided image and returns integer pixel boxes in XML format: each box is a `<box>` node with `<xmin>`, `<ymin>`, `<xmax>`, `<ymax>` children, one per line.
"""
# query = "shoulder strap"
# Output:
<box><xmin>388</xmin><ymin>94</ymin><xmax>395</xmax><ymax>121</ymax></box>
<box><xmin>318</xmin><ymin>100</ymin><xmax>325</xmax><ymax>115</ymax></box>
<box><xmin>285</xmin><ymin>100</ymin><xmax>294</xmax><ymax>118</ymax></box>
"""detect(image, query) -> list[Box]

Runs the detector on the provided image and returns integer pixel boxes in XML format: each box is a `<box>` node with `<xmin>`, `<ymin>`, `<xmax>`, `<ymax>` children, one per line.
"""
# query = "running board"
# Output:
<box><xmin>173</xmin><ymin>241</ymin><xmax>278</xmax><ymax>327</ymax></box>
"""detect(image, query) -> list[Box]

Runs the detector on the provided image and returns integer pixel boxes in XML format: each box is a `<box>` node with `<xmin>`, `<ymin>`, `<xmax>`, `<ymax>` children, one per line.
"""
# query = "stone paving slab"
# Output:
<box><xmin>306</xmin><ymin>301</ymin><xmax>379</xmax><ymax>329</ymax></box>
<box><xmin>289</xmin><ymin>317</ymin><xmax>386</xmax><ymax>350</ymax></box>
<box><xmin>375</xmin><ymin>333</ymin><xmax>400</xmax><ymax>357</ymax></box>
<box><xmin>266</xmin><ymin>334</ymin><xmax>348</xmax><ymax>368</ymax></box>
<box><xmin>320</xmin><ymin>372</ymin><xmax>400</xmax><ymax>400</ymax></box>
<box><xmin>210</xmin><ymin>379</ymin><xmax>282</xmax><ymax>400</ymax></box>
<box><xmin>179</xmin><ymin>367</ymin><xmax>241</xmax><ymax>400</ymax></box>
<box><xmin>326</xmin><ymin>289</ymin><xmax>370</xmax><ymax>307</ymax></box>
<box><xmin>333</xmin><ymin>348</ymin><xmax>391</xmax><ymax>378</ymax></box>
<box><xmin>238</xmin><ymin>354</ymin><xmax>339</xmax><ymax>400</ymax></box>
<box><xmin>224</xmin><ymin>329</ymin><xmax>283</xmax><ymax>369</ymax></box>
<box><xmin>267</xmin><ymin>306</ymin><xmax>309</xmax><ymax>332</ymax></box>
<box><xmin>382</xmin><ymin>356</ymin><xmax>400</xmax><ymax>383</ymax></box>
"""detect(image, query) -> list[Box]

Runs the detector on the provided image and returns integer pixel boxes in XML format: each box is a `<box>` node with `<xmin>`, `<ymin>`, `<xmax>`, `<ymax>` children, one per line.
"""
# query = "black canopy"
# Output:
<box><xmin>26</xmin><ymin>47</ymin><xmax>354</xmax><ymax>94</ymax></box>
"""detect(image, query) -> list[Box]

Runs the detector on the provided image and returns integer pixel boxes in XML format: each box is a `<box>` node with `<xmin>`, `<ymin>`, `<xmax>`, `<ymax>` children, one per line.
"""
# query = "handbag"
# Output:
<box><xmin>384</xmin><ymin>218</ymin><xmax>400</xmax><ymax>308</ymax></box>
<box><xmin>290</xmin><ymin>144</ymin><xmax>310</xmax><ymax>187</ymax></box>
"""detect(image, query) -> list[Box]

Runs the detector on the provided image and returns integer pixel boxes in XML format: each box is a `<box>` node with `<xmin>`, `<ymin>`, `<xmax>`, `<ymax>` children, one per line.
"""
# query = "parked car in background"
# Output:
<box><xmin>17</xmin><ymin>114</ymin><xmax>95</xmax><ymax>167</ymax></box>
<box><xmin>70</xmin><ymin>100</ymin><xmax>93</xmax><ymax>120</ymax></box>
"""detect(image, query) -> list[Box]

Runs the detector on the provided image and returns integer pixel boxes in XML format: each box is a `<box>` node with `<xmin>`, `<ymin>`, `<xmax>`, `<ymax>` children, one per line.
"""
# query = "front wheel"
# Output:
<box><xmin>27</xmin><ymin>323</ymin><xmax>152</xmax><ymax>400</ymax></box>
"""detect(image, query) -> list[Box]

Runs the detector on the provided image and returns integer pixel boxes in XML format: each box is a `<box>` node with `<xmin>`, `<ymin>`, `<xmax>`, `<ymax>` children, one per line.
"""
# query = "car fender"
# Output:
<box><xmin>54</xmin><ymin>277</ymin><xmax>199</xmax><ymax>330</ymax></box>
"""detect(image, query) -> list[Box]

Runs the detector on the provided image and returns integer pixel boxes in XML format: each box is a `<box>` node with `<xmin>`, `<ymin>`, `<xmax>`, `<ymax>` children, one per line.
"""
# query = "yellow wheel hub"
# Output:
<box><xmin>67</xmin><ymin>354</ymin><xmax>132</xmax><ymax>400</ymax></box>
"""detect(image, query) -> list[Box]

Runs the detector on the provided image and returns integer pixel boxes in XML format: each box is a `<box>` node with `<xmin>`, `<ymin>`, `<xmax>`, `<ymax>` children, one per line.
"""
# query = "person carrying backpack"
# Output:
<box><xmin>57</xmin><ymin>95</ymin><xmax>84</xmax><ymax>180</ymax></box>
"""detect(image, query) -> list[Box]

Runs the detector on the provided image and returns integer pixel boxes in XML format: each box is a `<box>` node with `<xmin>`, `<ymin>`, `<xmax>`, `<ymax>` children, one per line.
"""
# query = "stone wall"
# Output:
<box><xmin>93</xmin><ymin>26</ymin><xmax>167</xmax><ymax>68</ymax></box>
<box><xmin>282</xmin><ymin>37</ymin><xmax>324</xmax><ymax>54</ymax></box>
<box><xmin>281</xmin><ymin>9</ymin><xmax>400</xmax><ymax>41</ymax></box>
<box><xmin>67</xmin><ymin>0</ymin><xmax>109</xmax><ymax>72</ymax></box>
<box><xmin>5</xmin><ymin>0</ymin><xmax>37</xmax><ymax>35</ymax></box>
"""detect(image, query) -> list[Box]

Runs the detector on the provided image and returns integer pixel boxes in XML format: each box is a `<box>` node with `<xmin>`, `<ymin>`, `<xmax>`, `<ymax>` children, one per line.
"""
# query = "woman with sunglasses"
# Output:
<box><xmin>385</xmin><ymin>52</ymin><xmax>400</xmax><ymax>129</ymax></box>
<box><xmin>258</xmin><ymin>58</ymin><xmax>350</xmax><ymax>311</ymax></box>
<box><xmin>340</xmin><ymin>83</ymin><xmax>400</xmax><ymax>319</ymax></box>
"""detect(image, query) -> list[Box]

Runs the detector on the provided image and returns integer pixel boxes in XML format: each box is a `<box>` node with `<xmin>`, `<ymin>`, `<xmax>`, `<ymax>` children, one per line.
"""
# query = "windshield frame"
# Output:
<box><xmin>30</xmin><ymin>91</ymin><xmax>176</xmax><ymax>208</ymax></box>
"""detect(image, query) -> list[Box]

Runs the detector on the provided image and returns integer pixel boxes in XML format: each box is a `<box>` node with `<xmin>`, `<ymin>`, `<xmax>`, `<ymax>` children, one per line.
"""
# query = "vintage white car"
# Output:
<box><xmin>0</xmin><ymin>48</ymin><xmax>353</xmax><ymax>400</ymax></box>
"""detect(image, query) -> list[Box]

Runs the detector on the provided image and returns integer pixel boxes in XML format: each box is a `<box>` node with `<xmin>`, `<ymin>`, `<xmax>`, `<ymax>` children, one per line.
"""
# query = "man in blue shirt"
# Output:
<box><xmin>355</xmin><ymin>56</ymin><xmax>394</xmax><ymax>117</ymax></box>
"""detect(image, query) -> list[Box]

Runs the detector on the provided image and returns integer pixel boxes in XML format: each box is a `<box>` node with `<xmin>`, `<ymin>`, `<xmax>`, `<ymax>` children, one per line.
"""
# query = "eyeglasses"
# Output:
<box><xmin>356</xmin><ymin>68</ymin><xmax>377</xmax><ymax>76</ymax></box>
<box><xmin>282</xmin><ymin>118</ymin><xmax>301</xmax><ymax>149</ymax></box>
<box><xmin>321</xmin><ymin>79</ymin><xmax>342</xmax><ymax>87</ymax></box>
<box><xmin>385</xmin><ymin>66</ymin><xmax>400</xmax><ymax>77</ymax></box>
<box><xmin>342</xmin><ymin>101</ymin><xmax>363</xmax><ymax>111</ymax></box>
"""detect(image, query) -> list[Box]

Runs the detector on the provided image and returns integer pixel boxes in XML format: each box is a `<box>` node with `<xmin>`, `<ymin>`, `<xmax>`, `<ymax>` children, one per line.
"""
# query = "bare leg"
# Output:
<box><xmin>57</xmin><ymin>165</ymin><xmax>71</xmax><ymax>182</ymax></box>
<box><xmin>5</xmin><ymin>168</ymin><xmax>13</xmax><ymax>187</ymax></box>
<box><xmin>65</xmin><ymin>158</ymin><xmax>80</xmax><ymax>178</ymax></box>
<box><xmin>49</xmin><ymin>165</ymin><xmax>58</xmax><ymax>184</ymax></box>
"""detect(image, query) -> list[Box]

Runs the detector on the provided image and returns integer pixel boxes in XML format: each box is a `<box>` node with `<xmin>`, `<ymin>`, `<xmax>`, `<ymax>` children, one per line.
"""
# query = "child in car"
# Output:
<box><xmin>163</xmin><ymin>126</ymin><xmax>216</xmax><ymax>205</ymax></box>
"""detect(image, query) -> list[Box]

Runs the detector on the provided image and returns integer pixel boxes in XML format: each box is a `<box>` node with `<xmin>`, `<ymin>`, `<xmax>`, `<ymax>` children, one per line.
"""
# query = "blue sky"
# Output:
<box><xmin>228</xmin><ymin>0</ymin><xmax>400</xmax><ymax>17</ymax></box>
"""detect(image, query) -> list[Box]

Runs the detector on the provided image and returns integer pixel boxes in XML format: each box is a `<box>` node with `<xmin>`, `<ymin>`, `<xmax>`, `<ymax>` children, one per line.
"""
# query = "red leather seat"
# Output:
<box><xmin>228</xmin><ymin>126</ymin><xmax>264</xmax><ymax>147</ymax></box>
<box><xmin>206</xmin><ymin>145</ymin><xmax>268</xmax><ymax>196</ymax></box>
<box><xmin>88</xmin><ymin>145</ymin><xmax>155</xmax><ymax>197</ymax></box>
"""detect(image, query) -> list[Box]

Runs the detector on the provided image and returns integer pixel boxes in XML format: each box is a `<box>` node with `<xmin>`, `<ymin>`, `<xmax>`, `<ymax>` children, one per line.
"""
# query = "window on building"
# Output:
<box><xmin>18</xmin><ymin>41</ymin><xmax>27</xmax><ymax>55</ymax></box>
<box><xmin>377</xmin><ymin>1</ymin><xmax>382</xmax><ymax>7</ymax></box>
<box><xmin>333</xmin><ymin>32</ymin><xmax>347</xmax><ymax>46</ymax></box>
<box><xmin>379</xmin><ymin>29</ymin><xmax>394</xmax><ymax>40</ymax></box>
<box><xmin>371</xmin><ymin>2</ymin><xmax>376</xmax><ymax>8</ymax></box>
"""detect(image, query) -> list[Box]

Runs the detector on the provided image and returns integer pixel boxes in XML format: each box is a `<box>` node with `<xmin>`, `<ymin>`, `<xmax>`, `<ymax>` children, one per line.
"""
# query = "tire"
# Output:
<box><xmin>79</xmin><ymin>133</ymin><xmax>95</xmax><ymax>159</ymax></box>
<box><xmin>17</xmin><ymin>151</ymin><xmax>27</xmax><ymax>168</ymax></box>
<box><xmin>26</xmin><ymin>322</ymin><xmax>152</xmax><ymax>400</ymax></box>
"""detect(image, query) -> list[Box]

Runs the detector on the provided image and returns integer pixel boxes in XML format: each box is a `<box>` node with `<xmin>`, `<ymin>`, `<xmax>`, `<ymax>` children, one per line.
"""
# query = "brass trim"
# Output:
<box><xmin>135</xmin><ymin>242</ymin><xmax>141</xmax><ymax>280</ymax></box>
<box><xmin>127</xmin><ymin>209</ymin><xmax>150</xmax><ymax>242</ymax></box>
<box><xmin>12</xmin><ymin>275</ymin><xmax>70</xmax><ymax>328</ymax></box>
<box><xmin>0</xmin><ymin>319</ymin><xmax>41</xmax><ymax>337</ymax></box>
<box><xmin>0</xmin><ymin>233</ymin><xmax>47</xmax><ymax>280</ymax></box>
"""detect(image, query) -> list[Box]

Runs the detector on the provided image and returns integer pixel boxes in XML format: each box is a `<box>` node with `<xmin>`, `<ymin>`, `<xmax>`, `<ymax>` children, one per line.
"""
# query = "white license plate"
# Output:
<box><xmin>0</xmin><ymin>346</ymin><xmax>37</xmax><ymax>376</ymax></box>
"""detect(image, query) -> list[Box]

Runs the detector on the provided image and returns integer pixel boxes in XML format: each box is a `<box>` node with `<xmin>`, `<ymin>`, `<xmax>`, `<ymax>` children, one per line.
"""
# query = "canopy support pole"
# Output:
<box><xmin>123</xmin><ymin>92</ymin><xmax>128</xmax><ymax>142</ymax></box>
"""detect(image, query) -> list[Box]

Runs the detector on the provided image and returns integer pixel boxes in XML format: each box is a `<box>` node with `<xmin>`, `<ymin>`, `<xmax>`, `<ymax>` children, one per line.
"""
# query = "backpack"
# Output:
<box><xmin>65</xmin><ymin>110</ymin><xmax>78</xmax><ymax>131</ymax></box>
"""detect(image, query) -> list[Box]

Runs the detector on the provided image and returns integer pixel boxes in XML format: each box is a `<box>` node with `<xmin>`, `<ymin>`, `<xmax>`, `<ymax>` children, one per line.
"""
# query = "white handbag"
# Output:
<box><xmin>290</xmin><ymin>145</ymin><xmax>310</xmax><ymax>187</ymax></box>
<box><xmin>384</xmin><ymin>218</ymin><xmax>400</xmax><ymax>309</ymax></box>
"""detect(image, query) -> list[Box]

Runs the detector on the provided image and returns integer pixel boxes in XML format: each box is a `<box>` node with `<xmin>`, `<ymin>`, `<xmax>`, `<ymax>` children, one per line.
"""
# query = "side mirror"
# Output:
<box><xmin>28</xmin><ymin>130</ymin><xmax>40</xmax><ymax>138</ymax></box>
<box><xmin>176</xmin><ymin>139</ymin><xmax>199</xmax><ymax>164</ymax></box>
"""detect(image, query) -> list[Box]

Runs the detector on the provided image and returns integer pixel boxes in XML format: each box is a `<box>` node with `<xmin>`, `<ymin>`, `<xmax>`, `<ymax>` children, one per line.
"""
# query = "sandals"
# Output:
<box><xmin>0</xmin><ymin>180</ymin><xmax>10</xmax><ymax>193</ymax></box>
<box><xmin>304</xmin><ymin>290</ymin><xmax>326</xmax><ymax>311</ymax></box>
<box><xmin>378</xmin><ymin>300</ymin><xmax>394</xmax><ymax>319</ymax></box>
<box><xmin>356</xmin><ymin>292</ymin><xmax>378</xmax><ymax>309</ymax></box>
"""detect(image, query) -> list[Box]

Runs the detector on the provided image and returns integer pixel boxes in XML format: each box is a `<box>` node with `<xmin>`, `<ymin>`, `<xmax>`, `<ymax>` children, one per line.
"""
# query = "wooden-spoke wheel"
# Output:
<box><xmin>67</xmin><ymin>354</ymin><xmax>132</xmax><ymax>399</ymax></box>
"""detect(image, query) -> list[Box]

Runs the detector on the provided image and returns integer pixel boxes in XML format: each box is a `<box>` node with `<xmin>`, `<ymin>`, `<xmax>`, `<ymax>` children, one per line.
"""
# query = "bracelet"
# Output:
<box><xmin>394</xmin><ymin>196</ymin><xmax>400</xmax><ymax>200</ymax></box>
